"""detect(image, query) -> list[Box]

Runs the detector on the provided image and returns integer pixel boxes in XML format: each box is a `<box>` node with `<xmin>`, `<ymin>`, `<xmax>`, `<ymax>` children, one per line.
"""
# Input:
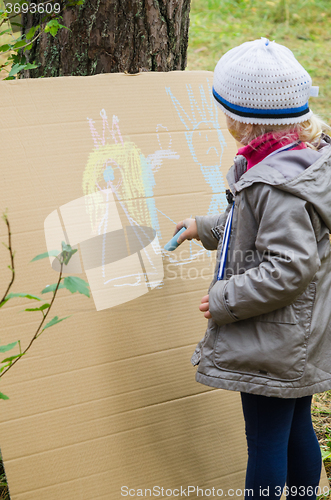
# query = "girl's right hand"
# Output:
<box><xmin>173</xmin><ymin>218</ymin><xmax>200</xmax><ymax>244</ymax></box>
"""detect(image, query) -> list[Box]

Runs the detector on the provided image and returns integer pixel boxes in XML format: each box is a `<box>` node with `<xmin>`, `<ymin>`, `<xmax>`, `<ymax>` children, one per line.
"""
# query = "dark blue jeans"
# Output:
<box><xmin>240</xmin><ymin>392</ymin><xmax>322</xmax><ymax>500</ymax></box>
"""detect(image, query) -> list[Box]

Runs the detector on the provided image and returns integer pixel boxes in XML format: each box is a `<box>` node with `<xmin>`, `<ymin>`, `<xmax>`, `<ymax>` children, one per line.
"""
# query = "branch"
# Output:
<box><xmin>0</xmin><ymin>211</ymin><xmax>15</xmax><ymax>307</ymax></box>
<box><xmin>0</xmin><ymin>12</ymin><xmax>21</xmax><ymax>29</ymax></box>
<box><xmin>0</xmin><ymin>259</ymin><xmax>64</xmax><ymax>378</ymax></box>
<box><xmin>0</xmin><ymin>31</ymin><xmax>42</xmax><ymax>55</ymax></box>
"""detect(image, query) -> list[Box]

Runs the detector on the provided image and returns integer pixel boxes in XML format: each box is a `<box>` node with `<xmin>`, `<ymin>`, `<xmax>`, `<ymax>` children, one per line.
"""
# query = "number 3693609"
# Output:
<box><xmin>5</xmin><ymin>3</ymin><xmax>60</xmax><ymax>14</ymax></box>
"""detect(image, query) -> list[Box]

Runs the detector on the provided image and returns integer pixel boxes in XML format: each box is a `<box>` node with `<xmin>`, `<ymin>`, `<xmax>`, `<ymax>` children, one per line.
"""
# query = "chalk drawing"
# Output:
<box><xmin>83</xmin><ymin>110</ymin><xmax>179</xmax><ymax>288</ymax></box>
<box><xmin>165</xmin><ymin>79</ymin><xmax>228</xmax><ymax>215</ymax></box>
<box><xmin>45</xmin><ymin>85</ymin><xmax>229</xmax><ymax>311</ymax></box>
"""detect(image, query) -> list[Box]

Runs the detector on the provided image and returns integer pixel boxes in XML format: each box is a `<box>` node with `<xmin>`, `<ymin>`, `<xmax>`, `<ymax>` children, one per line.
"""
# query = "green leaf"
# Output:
<box><xmin>24</xmin><ymin>44</ymin><xmax>33</xmax><ymax>52</ymax></box>
<box><xmin>1</xmin><ymin>293</ymin><xmax>36</xmax><ymax>308</ymax></box>
<box><xmin>41</xmin><ymin>283</ymin><xmax>65</xmax><ymax>294</ymax></box>
<box><xmin>0</xmin><ymin>28</ymin><xmax>12</xmax><ymax>36</ymax></box>
<box><xmin>322</xmin><ymin>450</ymin><xmax>331</xmax><ymax>461</ymax></box>
<box><xmin>0</xmin><ymin>392</ymin><xmax>9</xmax><ymax>400</ymax></box>
<box><xmin>46</xmin><ymin>19</ymin><xmax>60</xmax><ymax>27</ymax></box>
<box><xmin>23</xmin><ymin>303</ymin><xmax>50</xmax><ymax>312</ymax></box>
<box><xmin>45</xmin><ymin>19</ymin><xmax>70</xmax><ymax>37</ymax></box>
<box><xmin>60</xmin><ymin>241</ymin><xmax>77</xmax><ymax>265</ymax></box>
<box><xmin>30</xmin><ymin>249</ymin><xmax>61</xmax><ymax>262</ymax></box>
<box><xmin>25</xmin><ymin>26</ymin><xmax>36</xmax><ymax>40</ymax></box>
<box><xmin>11</xmin><ymin>52</ymin><xmax>25</xmax><ymax>64</ymax></box>
<box><xmin>1</xmin><ymin>353</ymin><xmax>25</xmax><ymax>363</ymax></box>
<box><xmin>61</xmin><ymin>241</ymin><xmax>72</xmax><ymax>253</ymax></box>
<box><xmin>42</xmin><ymin>315</ymin><xmax>71</xmax><ymax>331</ymax></box>
<box><xmin>13</xmin><ymin>40</ymin><xmax>26</xmax><ymax>49</ymax></box>
<box><xmin>0</xmin><ymin>342</ymin><xmax>17</xmax><ymax>353</ymax></box>
<box><xmin>11</xmin><ymin>22</ymin><xmax>23</xmax><ymax>27</ymax></box>
<box><xmin>8</xmin><ymin>63</ymin><xmax>26</xmax><ymax>77</ymax></box>
<box><xmin>0</xmin><ymin>44</ymin><xmax>10</xmax><ymax>52</ymax></box>
<box><xmin>5</xmin><ymin>292</ymin><xmax>41</xmax><ymax>301</ymax></box>
<box><xmin>24</xmin><ymin>63</ymin><xmax>38</xmax><ymax>69</ymax></box>
<box><xmin>320</xmin><ymin>444</ymin><xmax>331</xmax><ymax>461</ymax></box>
<box><xmin>63</xmin><ymin>276</ymin><xmax>90</xmax><ymax>297</ymax></box>
<box><xmin>66</xmin><ymin>0</ymin><xmax>85</xmax><ymax>5</ymax></box>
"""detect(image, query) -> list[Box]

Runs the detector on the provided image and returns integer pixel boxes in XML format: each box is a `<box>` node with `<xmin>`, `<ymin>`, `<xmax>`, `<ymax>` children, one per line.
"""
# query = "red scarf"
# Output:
<box><xmin>237</xmin><ymin>131</ymin><xmax>307</xmax><ymax>170</ymax></box>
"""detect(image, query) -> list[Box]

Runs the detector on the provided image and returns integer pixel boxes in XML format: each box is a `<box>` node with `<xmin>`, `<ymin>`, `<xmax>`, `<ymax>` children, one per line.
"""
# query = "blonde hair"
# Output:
<box><xmin>226</xmin><ymin>113</ymin><xmax>331</xmax><ymax>150</ymax></box>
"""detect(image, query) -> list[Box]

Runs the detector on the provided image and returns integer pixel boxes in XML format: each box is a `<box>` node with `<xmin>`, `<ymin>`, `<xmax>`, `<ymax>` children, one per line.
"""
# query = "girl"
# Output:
<box><xmin>174</xmin><ymin>38</ymin><xmax>331</xmax><ymax>499</ymax></box>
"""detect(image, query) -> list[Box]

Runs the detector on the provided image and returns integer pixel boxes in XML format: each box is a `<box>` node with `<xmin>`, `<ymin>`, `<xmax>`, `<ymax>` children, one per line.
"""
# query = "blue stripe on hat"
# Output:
<box><xmin>212</xmin><ymin>87</ymin><xmax>309</xmax><ymax>117</ymax></box>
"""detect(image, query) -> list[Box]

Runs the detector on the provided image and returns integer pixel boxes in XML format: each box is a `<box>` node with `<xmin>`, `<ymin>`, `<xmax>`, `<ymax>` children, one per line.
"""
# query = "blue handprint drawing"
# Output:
<box><xmin>166</xmin><ymin>79</ymin><xmax>228</xmax><ymax>215</ymax></box>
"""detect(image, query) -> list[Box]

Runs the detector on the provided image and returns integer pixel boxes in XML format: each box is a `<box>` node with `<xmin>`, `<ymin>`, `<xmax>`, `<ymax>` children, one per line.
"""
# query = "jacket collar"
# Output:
<box><xmin>226</xmin><ymin>143</ymin><xmax>331</xmax><ymax>195</ymax></box>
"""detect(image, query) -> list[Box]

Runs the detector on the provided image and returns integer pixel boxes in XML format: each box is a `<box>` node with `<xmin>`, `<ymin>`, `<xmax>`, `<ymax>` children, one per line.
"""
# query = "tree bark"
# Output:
<box><xmin>22</xmin><ymin>0</ymin><xmax>191</xmax><ymax>77</ymax></box>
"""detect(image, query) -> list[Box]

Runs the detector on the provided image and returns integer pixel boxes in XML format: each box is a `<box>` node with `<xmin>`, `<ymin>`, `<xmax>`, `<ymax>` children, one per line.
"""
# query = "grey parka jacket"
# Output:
<box><xmin>191</xmin><ymin>137</ymin><xmax>331</xmax><ymax>398</ymax></box>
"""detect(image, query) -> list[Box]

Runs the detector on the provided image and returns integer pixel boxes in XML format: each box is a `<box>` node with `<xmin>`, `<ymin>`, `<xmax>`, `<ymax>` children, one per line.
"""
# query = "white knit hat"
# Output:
<box><xmin>213</xmin><ymin>38</ymin><xmax>316</xmax><ymax>125</ymax></box>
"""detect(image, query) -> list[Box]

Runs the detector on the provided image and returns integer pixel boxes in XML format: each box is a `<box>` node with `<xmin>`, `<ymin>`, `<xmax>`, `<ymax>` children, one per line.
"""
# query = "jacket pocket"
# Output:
<box><xmin>253</xmin><ymin>304</ymin><xmax>297</xmax><ymax>324</ymax></box>
<box><xmin>213</xmin><ymin>282</ymin><xmax>316</xmax><ymax>381</ymax></box>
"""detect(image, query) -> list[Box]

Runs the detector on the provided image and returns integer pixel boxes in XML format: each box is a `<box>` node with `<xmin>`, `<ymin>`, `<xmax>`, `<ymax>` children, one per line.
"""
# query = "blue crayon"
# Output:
<box><xmin>164</xmin><ymin>227</ymin><xmax>187</xmax><ymax>251</ymax></box>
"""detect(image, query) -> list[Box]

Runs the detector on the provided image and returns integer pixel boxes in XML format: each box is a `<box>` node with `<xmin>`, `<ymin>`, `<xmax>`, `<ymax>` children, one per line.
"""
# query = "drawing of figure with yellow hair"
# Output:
<box><xmin>82</xmin><ymin>109</ymin><xmax>179</xmax><ymax>288</ymax></box>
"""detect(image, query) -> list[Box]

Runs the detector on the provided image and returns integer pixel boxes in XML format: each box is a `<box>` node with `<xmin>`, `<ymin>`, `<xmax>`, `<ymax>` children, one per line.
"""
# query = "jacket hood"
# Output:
<box><xmin>227</xmin><ymin>137</ymin><xmax>331</xmax><ymax>231</ymax></box>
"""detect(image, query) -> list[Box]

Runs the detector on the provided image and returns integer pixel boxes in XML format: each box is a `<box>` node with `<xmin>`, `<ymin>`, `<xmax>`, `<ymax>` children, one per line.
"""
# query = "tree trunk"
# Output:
<box><xmin>22</xmin><ymin>0</ymin><xmax>191</xmax><ymax>77</ymax></box>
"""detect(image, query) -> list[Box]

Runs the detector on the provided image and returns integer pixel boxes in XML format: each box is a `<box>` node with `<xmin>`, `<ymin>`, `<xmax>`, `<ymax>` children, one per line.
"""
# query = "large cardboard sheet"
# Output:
<box><xmin>0</xmin><ymin>71</ymin><xmax>328</xmax><ymax>499</ymax></box>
